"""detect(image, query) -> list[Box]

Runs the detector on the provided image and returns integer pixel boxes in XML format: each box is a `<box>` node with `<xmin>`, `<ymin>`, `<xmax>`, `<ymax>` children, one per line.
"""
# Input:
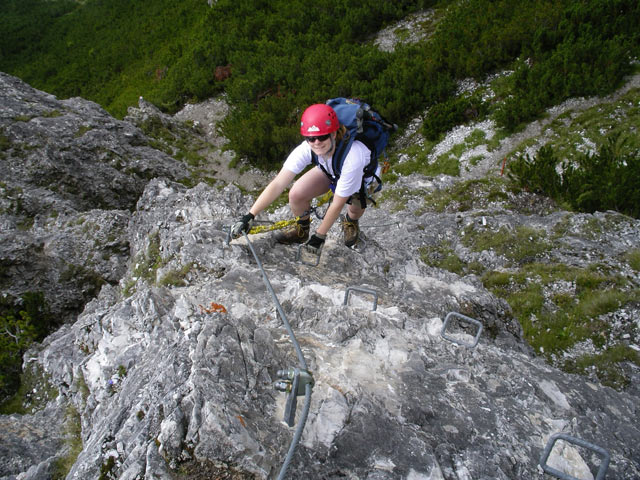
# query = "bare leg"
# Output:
<box><xmin>346</xmin><ymin>199</ymin><xmax>366</xmax><ymax>220</ymax></box>
<box><xmin>289</xmin><ymin>167</ymin><xmax>331</xmax><ymax>217</ymax></box>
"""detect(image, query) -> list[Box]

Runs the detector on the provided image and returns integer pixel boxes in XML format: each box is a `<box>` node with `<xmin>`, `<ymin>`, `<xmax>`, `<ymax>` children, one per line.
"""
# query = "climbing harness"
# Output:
<box><xmin>231</xmin><ymin>230</ymin><xmax>314</xmax><ymax>480</ymax></box>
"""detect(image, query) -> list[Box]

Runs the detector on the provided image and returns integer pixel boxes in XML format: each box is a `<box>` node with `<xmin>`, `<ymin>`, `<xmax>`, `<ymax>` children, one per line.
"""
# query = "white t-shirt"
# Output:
<box><xmin>283</xmin><ymin>140</ymin><xmax>378</xmax><ymax>198</ymax></box>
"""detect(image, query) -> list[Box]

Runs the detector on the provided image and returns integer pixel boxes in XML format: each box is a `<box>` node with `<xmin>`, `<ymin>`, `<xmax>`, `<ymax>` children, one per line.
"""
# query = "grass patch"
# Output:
<box><xmin>419</xmin><ymin>241</ymin><xmax>464</xmax><ymax>275</ymax></box>
<box><xmin>263</xmin><ymin>188</ymin><xmax>291</xmax><ymax>214</ymax></box>
<box><xmin>419</xmin><ymin>240</ymin><xmax>484</xmax><ymax>276</ymax></box>
<box><xmin>98</xmin><ymin>455</ymin><xmax>117</xmax><ymax>480</ymax></box>
<box><xmin>40</xmin><ymin>109</ymin><xmax>63</xmax><ymax>118</ymax></box>
<box><xmin>564</xmin><ymin>345</ymin><xmax>640</xmax><ymax>390</ymax></box>
<box><xmin>419</xmin><ymin>177</ymin><xmax>511</xmax><ymax>213</ymax></box>
<box><xmin>159</xmin><ymin>262</ymin><xmax>194</xmax><ymax>287</ymax></box>
<box><xmin>0</xmin><ymin>363</ymin><xmax>59</xmax><ymax>415</ymax></box>
<box><xmin>625</xmin><ymin>248</ymin><xmax>640</xmax><ymax>271</ymax></box>
<box><xmin>548</xmin><ymin>87</ymin><xmax>640</xmax><ymax>161</ymax></box>
<box><xmin>508</xmin><ymin>87</ymin><xmax>640</xmax><ymax>175</ymax></box>
<box><xmin>75</xmin><ymin>371</ymin><xmax>90</xmax><ymax>405</ymax></box>
<box><xmin>378</xmin><ymin>186</ymin><xmax>413</xmax><ymax>213</ymax></box>
<box><xmin>388</xmin><ymin>123</ymin><xmax>494</xmax><ymax>180</ymax></box>
<box><xmin>486</xmin><ymin>127</ymin><xmax>510</xmax><ymax>152</ymax></box>
<box><xmin>430</xmin><ymin>152</ymin><xmax>461</xmax><ymax>176</ymax></box>
<box><xmin>573</xmin><ymin>289</ymin><xmax>626</xmax><ymax>324</ymax></box>
<box><xmin>468</xmin><ymin>154</ymin><xmax>484</xmax><ymax>166</ymax></box>
<box><xmin>124</xmin><ymin>231</ymin><xmax>167</xmax><ymax>296</ymax></box>
<box><xmin>482</xmin><ymin>261</ymin><xmax>638</xmax><ymax>387</ymax></box>
<box><xmin>389</xmin><ymin>140</ymin><xmax>441</xmax><ymax>178</ymax></box>
<box><xmin>137</xmin><ymin>115</ymin><xmax>214</xmax><ymax>183</ymax></box>
<box><xmin>0</xmin><ymin>131</ymin><xmax>12</xmax><ymax>152</ymax></box>
<box><xmin>74</xmin><ymin>125</ymin><xmax>93</xmax><ymax>138</ymax></box>
<box><xmin>462</xmin><ymin>224</ymin><xmax>551</xmax><ymax>264</ymax></box>
<box><xmin>52</xmin><ymin>405</ymin><xmax>83</xmax><ymax>480</ymax></box>
<box><xmin>133</xmin><ymin>231</ymin><xmax>164</xmax><ymax>282</ymax></box>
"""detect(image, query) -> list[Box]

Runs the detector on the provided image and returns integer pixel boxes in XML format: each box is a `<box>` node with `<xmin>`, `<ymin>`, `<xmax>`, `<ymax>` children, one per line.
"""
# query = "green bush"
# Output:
<box><xmin>508</xmin><ymin>133</ymin><xmax>640</xmax><ymax>218</ymax></box>
<box><xmin>563</xmin><ymin>135</ymin><xmax>640</xmax><ymax>218</ymax></box>
<box><xmin>422</xmin><ymin>91</ymin><xmax>487</xmax><ymax>140</ymax></box>
<box><xmin>1</xmin><ymin>0</ymin><xmax>638</xmax><ymax>168</ymax></box>
<box><xmin>0</xmin><ymin>292</ymin><xmax>54</xmax><ymax>403</ymax></box>
<box><xmin>507</xmin><ymin>145</ymin><xmax>563</xmax><ymax>197</ymax></box>
<box><xmin>493</xmin><ymin>0</ymin><xmax>638</xmax><ymax>131</ymax></box>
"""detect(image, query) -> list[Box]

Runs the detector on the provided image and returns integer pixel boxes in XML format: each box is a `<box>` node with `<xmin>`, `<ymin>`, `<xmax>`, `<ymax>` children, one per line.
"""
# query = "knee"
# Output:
<box><xmin>288</xmin><ymin>185</ymin><xmax>307</xmax><ymax>204</ymax></box>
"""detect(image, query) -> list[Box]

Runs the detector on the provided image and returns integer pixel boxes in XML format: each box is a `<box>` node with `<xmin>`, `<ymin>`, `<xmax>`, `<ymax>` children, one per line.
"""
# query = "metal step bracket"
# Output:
<box><xmin>343</xmin><ymin>286</ymin><xmax>378</xmax><ymax>311</ymax></box>
<box><xmin>224</xmin><ymin>224</ymin><xmax>232</xmax><ymax>245</ymax></box>
<box><xmin>539</xmin><ymin>433</ymin><xmax>610</xmax><ymax>480</ymax></box>
<box><xmin>296</xmin><ymin>244</ymin><xmax>323</xmax><ymax>266</ymax></box>
<box><xmin>440</xmin><ymin>312</ymin><xmax>483</xmax><ymax>348</ymax></box>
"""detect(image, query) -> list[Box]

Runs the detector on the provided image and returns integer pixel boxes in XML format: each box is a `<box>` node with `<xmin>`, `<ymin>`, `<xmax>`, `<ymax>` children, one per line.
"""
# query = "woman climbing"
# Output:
<box><xmin>230</xmin><ymin>102</ymin><xmax>381</xmax><ymax>250</ymax></box>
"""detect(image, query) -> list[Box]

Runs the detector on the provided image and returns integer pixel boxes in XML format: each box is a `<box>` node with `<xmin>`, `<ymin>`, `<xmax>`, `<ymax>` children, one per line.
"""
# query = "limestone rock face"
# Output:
<box><xmin>0</xmin><ymin>72</ymin><xmax>188</xmax><ymax>323</ymax></box>
<box><xmin>0</xmin><ymin>72</ymin><xmax>639</xmax><ymax>480</ymax></box>
<box><xmin>1</xmin><ymin>177</ymin><xmax>635</xmax><ymax>480</ymax></box>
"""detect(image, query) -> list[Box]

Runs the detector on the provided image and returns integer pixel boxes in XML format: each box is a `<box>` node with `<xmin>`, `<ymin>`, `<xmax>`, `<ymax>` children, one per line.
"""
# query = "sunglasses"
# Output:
<box><xmin>304</xmin><ymin>133</ymin><xmax>331</xmax><ymax>143</ymax></box>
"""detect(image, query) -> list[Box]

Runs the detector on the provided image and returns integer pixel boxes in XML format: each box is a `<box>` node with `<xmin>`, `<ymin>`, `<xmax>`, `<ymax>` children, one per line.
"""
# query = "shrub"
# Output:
<box><xmin>422</xmin><ymin>91</ymin><xmax>487</xmax><ymax>140</ymax></box>
<box><xmin>563</xmin><ymin>134</ymin><xmax>640</xmax><ymax>218</ymax></box>
<box><xmin>508</xmin><ymin>134</ymin><xmax>640</xmax><ymax>219</ymax></box>
<box><xmin>1</xmin><ymin>0</ymin><xmax>638</xmax><ymax>168</ymax></box>
<box><xmin>0</xmin><ymin>292</ymin><xmax>54</xmax><ymax>403</ymax></box>
<box><xmin>507</xmin><ymin>145</ymin><xmax>562</xmax><ymax>196</ymax></box>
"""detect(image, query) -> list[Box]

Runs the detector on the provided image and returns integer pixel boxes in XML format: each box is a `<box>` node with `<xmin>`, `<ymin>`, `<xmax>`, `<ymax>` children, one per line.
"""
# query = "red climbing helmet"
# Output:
<box><xmin>300</xmin><ymin>104</ymin><xmax>339</xmax><ymax>136</ymax></box>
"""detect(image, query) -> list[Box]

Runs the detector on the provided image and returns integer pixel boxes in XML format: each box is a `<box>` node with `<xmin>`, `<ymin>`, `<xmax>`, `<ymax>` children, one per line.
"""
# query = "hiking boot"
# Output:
<box><xmin>342</xmin><ymin>214</ymin><xmax>360</xmax><ymax>247</ymax></box>
<box><xmin>274</xmin><ymin>220</ymin><xmax>310</xmax><ymax>244</ymax></box>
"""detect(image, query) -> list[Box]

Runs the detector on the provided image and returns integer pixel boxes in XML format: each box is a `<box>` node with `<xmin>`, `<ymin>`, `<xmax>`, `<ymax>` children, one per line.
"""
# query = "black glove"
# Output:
<box><xmin>231</xmin><ymin>212</ymin><xmax>254</xmax><ymax>237</ymax></box>
<box><xmin>305</xmin><ymin>233</ymin><xmax>326</xmax><ymax>250</ymax></box>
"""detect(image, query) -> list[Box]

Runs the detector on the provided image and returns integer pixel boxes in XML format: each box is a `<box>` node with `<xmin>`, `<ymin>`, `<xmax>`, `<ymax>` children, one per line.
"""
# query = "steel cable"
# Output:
<box><xmin>242</xmin><ymin>231</ymin><xmax>307</xmax><ymax>371</ymax></box>
<box><xmin>241</xmin><ymin>231</ymin><xmax>311</xmax><ymax>479</ymax></box>
<box><xmin>277</xmin><ymin>383</ymin><xmax>312</xmax><ymax>480</ymax></box>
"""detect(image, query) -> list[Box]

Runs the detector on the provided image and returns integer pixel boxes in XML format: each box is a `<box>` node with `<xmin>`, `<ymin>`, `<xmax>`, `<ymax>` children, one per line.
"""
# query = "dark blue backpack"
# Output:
<box><xmin>311</xmin><ymin>97</ymin><xmax>397</xmax><ymax>207</ymax></box>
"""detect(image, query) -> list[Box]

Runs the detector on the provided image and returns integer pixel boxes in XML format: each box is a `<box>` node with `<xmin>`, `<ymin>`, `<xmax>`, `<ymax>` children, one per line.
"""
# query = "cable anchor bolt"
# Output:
<box><xmin>274</xmin><ymin>367</ymin><xmax>314</xmax><ymax>427</ymax></box>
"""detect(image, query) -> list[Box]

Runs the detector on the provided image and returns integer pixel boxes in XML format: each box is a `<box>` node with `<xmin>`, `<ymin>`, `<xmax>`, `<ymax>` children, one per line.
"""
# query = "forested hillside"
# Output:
<box><xmin>2</xmin><ymin>0</ymin><xmax>639</xmax><ymax>169</ymax></box>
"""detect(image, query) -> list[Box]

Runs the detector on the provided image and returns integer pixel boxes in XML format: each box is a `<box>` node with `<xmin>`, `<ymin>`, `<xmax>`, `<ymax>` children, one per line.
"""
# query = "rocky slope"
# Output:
<box><xmin>0</xmin><ymin>72</ymin><xmax>639</xmax><ymax>480</ymax></box>
<box><xmin>0</xmin><ymin>72</ymin><xmax>189</xmax><ymax>324</ymax></box>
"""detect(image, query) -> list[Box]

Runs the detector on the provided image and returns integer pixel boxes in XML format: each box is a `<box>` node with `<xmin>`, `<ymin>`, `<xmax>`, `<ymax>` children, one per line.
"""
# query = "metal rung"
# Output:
<box><xmin>440</xmin><ymin>312</ymin><xmax>482</xmax><ymax>348</ymax></box>
<box><xmin>343</xmin><ymin>286</ymin><xmax>378</xmax><ymax>311</ymax></box>
<box><xmin>224</xmin><ymin>225</ymin><xmax>232</xmax><ymax>245</ymax></box>
<box><xmin>539</xmin><ymin>433</ymin><xmax>610</xmax><ymax>480</ymax></box>
<box><xmin>296</xmin><ymin>244</ymin><xmax>322</xmax><ymax>266</ymax></box>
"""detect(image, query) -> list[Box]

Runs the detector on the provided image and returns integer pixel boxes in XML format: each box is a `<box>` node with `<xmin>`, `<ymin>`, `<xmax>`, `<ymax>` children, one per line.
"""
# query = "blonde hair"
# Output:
<box><xmin>335</xmin><ymin>125</ymin><xmax>347</xmax><ymax>142</ymax></box>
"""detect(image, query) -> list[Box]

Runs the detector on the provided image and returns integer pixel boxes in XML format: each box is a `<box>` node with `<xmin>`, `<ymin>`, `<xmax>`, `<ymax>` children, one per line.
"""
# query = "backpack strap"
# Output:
<box><xmin>312</xmin><ymin>137</ymin><xmax>382</xmax><ymax>210</ymax></box>
<box><xmin>310</xmin><ymin>151</ymin><xmax>336</xmax><ymax>184</ymax></box>
<box><xmin>310</xmin><ymin>132</ymin><xmax>355</xmax><ymax>185</ymax></box>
